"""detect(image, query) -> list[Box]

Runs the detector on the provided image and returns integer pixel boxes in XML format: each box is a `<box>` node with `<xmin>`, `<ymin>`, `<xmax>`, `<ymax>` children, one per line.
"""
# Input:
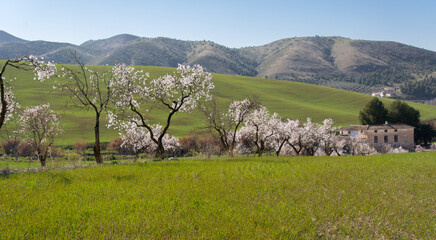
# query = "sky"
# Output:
<box><xmin>1</xmin><ymin>0</ymin><xmax>436</xmax><ymax>51</ymax></box>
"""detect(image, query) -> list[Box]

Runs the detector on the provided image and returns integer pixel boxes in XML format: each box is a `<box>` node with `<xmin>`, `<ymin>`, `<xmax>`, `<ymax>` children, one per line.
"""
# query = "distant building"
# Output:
<box><xmin>371</xmin><ymin>90</ymin><xmax>397</xmax><ymax>98</ymax></box>
<box><xmin>340</xmin><ymin>123</ymin><xmax>415</xmax><ymax>151</ymax></box>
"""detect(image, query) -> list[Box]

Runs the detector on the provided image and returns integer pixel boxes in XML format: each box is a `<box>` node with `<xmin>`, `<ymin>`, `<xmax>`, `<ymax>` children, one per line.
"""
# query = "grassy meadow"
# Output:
<box><xmin>3</xmin><ymin>61</ymin><xmax>436</xmax><ymax>145</ymax></box>
<box><xmin>0</xmin><ymin>152</ymin><xmax>434</xmax><ymax>239</ymax></box>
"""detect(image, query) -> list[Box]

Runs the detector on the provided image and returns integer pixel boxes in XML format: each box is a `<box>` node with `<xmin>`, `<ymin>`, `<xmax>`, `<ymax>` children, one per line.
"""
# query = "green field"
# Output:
<box><xmin>0</xmin><ymin>152</ymin><xmax>434</xmax><ymax>239</ymax></box>
<box><xmin>3</xmin><ymin>61</ymin><xmax>436</xmax><ymax>145</ymax></box>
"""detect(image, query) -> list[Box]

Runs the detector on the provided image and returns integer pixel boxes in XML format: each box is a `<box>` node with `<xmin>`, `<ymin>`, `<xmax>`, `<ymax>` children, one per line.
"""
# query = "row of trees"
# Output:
<box><xmin>200</xmin><ymin>100</ymin><xmax>376</xmax><ymax>157</ymax></box>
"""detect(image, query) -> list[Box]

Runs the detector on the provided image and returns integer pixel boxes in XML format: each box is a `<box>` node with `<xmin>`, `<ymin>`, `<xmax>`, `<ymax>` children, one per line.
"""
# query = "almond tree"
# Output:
<box><xmin>20</xmin><ymin>104</ymin><xmax>62</xmax><ymax>167</ymax></box>
<box><xmin>0</xmin><ymin>56</ymin><xmax>56</xmax><ymax>129</ymax></box>
<box><xmin>317</xmin><ymin>118</ymin><xmax>338</xmax><ymax>156</ymax></box>
<box><xmin>237</xmin><ymin>105</ymin><xmax>278</xmax><ymax>157</ymax></box>
<box><xmin>201</xmin><ymin>98</ymin><xmax>257</xmax><ymax>157</ymax></box>
<box><xmin>286</xmin><ymin>119</ymin><xmax>305</xmax><ymax>156</ymax></box>
<box><xmin>269</xmin><ymin>119</ymin><xmax>296</xmax><ymax>156</ymax></box>
<box><xmin>110</xmin><ymin>64</ymin><xmax>213</xmax><ymax>159</ymax></box>
<box><xmin>301</xmin><ymin>118</ymin><xmax>321</xmax><ymax>156</ymax></box>
<box><xmin>109</xmin><ymin>119</ymin><xmax>179</xmax><ymax>160</ymax></box>
<box><xmin>54</xmin><ymin>52</ymin><xmax>112</xmax><ymax>164</ymax></box>
<box><xmin>343</xmin><ymin>137</ymin><xmax>377</xmax><ymax>156</ymax></box>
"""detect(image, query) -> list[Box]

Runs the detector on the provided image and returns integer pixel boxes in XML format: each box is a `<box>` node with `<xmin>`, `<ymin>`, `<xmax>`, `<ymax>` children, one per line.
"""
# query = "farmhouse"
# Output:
<box><xmin>340</xmin><ymin>122</ymin><xmax>415</xmax><ymax>151</ymax></box>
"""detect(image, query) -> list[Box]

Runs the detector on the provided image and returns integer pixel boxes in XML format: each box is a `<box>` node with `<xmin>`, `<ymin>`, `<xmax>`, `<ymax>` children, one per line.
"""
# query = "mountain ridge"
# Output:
<box><xmin>0</xmin><ymin>30</ymin><xmax>28</xmax><ymax>44</ymax></box>
<box><xmin>1</xmin><ymin>31</ymin><xmax>435</xmax><ymax>99</ymax></box>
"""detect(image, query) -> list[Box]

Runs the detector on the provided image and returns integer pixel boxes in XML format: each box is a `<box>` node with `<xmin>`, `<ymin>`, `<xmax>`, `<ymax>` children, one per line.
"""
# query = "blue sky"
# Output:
<box><xmin>2</xmin><ymin>0</ymin><xmax>436</xmax><ymax>51</ymax></box>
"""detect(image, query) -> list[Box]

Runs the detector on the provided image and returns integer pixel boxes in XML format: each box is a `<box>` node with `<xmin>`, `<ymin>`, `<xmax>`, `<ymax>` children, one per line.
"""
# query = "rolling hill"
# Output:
<box><xmin>1</xmin><ymin>31</ymin><xmax>435</xmax><ymax>99</ymax></box>
<box><xmin>2</xmin><ymin>62</ymin><xmax>436</xmax><ymax>145</ymax></box>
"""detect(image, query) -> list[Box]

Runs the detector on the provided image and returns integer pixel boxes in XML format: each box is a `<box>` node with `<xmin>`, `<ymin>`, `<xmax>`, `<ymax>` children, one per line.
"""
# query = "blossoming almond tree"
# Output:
<box><xmin>109</xmin><ymin>119</ymin><xmax>179</xmax><ymax>160</ymax></box>
<box><xmin>317</xmin><ymin>118</ymin><xmax>338</xmax><ymax>156</ymax></box>
<box><xmin>54</xmin><ymin>51</ymin><xmax>112</xmax><ymax>164</ymax></box>
<box><xmin>286</xmin><ymin>119</ymin><xmax>306</xmax><ymax>155</ymax></box>
<box><xmin>237</xmin><ymin>105</ymin><xmax>279</xmax><ymax>157</ymax></box>
<box><xmin>269</xmin><ymin>119</ymin><xmax>297</xmax><ymax>156</ymax></box>
<box><xmin>20</xmin><ymin>104</ymin><xmax>62</xmax><ymax>167</ymax></box>
<box><xmin>201</xmin><ymin>98</ymin><xmax>257</xmax><ymax>157</ymax></box>
<box><xmin>110</xmin><ymin>64</ymin><xmax>213</xmax><ymax>159</ymax></box>
<box><xmin>0</xmin><ymin>56</ymin><xmax>56</xmax><ymax>129</ymax></box>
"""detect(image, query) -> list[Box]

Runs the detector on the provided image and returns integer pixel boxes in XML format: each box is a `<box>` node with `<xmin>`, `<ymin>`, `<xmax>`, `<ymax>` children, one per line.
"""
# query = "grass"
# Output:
<box><xmin>0</xmin><ymin>152</ymin><xmax>435</xmax><ymax>239</ymax></box>
<box><xmin>3</xmin><ymin>61</ymin><xmax>436</xmax><ymax>145</ymax></box>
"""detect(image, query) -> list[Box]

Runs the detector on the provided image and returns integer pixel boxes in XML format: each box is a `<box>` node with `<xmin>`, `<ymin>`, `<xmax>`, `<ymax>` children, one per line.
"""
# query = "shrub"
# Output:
<box><xmin>107</xmin><ymin>138</ymin><xmax>136</xmax><ymax>155</ymax></box>
<box><xmin>17</xmin><ymin>141</ymin><xmax>35</xmax><ymax>157</ymax></box>
<box><xmin>196</xmin><ymin>135</ymin><xmax>221</xmax><ymax>157</ymax></box>
<box><xmin>1</xmin><ymin>139</ymin><xmax>20</xmax><ymax>156</ymax></box>
<box><xmin>73</xmin><ymin>141</ymin><xmax>88</xmax><ymax>155</ymax></box>
<box><xmin>178</xmin><ymin>133</ymin><xmax>221</xmax><ymax>157</ymax></box>
<box><xmin>179</xmin><ymin>134</ymin><xmax>198</xmax><ymax>156</ymax></box>
<box><xmin>49</xmin><ymin>147</ymin><xmax>64</xmax><ymax>158</ymax></box>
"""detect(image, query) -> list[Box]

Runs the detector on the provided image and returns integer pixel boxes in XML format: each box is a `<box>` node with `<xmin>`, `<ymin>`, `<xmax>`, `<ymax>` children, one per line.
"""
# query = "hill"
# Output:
<box><xmin>240</xmin><ymin>37</ymin><xmax>436</xmax><ymax>96</ymax></box>
<box><xmin>1</xmin><ymin>31</ymin><xmax>435</xmax><ymax>99</ymax></box>
<box><xmin>2</xmin><ymin>62</ymin><xmax>436</xmax><ymax>145</ymax></box>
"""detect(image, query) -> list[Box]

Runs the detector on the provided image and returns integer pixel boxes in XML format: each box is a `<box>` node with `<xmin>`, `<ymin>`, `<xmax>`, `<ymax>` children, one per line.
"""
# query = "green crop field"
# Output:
<box><xmin>3</xmin><ymin>61</ymin><xmax>436</xmax><ymax>145</ymax></box>
<box><xmin>0</xmin><ymin>152</ymin><xmax>434</xmax><ymax>239</ymax></box>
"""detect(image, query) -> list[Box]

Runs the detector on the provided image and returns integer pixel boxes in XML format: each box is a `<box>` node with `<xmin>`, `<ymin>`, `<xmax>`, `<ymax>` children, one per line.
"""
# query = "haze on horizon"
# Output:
<box><xmin>2</xmin><ymin>0</ymin><xmax>436</xmax><ymax>51</ymax></box>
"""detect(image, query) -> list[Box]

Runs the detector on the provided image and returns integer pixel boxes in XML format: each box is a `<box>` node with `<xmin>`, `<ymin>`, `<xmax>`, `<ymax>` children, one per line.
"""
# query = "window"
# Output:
<box><xmin>374</xmin><ymin>136</ymin><xmax>378</xmax><ymax>143</ymax></box>
<box><xmin>394</xmin><ymin>135</ymin><xmax>398</xmax><ymax>142</ymax></box>
<box><xmin>384</xmin><ymin>129</ymin><xmax>388</xmax><ymax>132</ymax></box>
<box><xmin>374</xmin><ymin>130</ymin><xmax>378</xmax><ymax>133</ymax></box>
<box><xmin>394</xmin><ymin>129</ymin><xmax>398</xmax><ymax>132</ymax></box>
<box><xmin>384</xmin><ymin>136</ymin><xmax>388</xmax><ymax>143</ymax></box>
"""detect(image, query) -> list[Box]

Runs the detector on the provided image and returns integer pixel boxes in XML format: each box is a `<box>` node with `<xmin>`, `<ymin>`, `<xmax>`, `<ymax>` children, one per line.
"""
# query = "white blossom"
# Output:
<box><xmin>110</xmin><ymin>64</ymin><xmax>213</xmax><ymax>158</ymax></box>
<box><xmin>149</xmin><ymin>64</ymin><xmax>214</xmax><ymax>112</ymax></box>
<box><xmin>110</xmin><ymin>117</ymin><xmax>179</xmax><ymax>155</ymax></box>
<box><xmin>19</xmin><ymin>104</ymin><xmax>62</xmax><ymax>166</ymax></box>
<box><xmin>27</xmin><ymin>56</ymin><xmax>57</xmax><ymax>82</ymax></box>
<box><xmin>236</xmin><ymin>105</ymin><xmax>278</xmax><ymax>156</ymax></box>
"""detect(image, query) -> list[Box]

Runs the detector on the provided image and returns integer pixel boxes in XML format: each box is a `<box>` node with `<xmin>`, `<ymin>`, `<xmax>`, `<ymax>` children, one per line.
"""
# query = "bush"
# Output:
<box><xmin>179</xmin><ymin>134</ymin><xmax>198</xmax><ymax>156</ymax></box>
<box><xmin>17</xmin><ymin>141</ymin><xmax>35</xmax><ymax>157</ymax></box>
<box><xmin>73</xmin><ymin>141</ymin><xmax>88</xmax><ymax>155</ymax></box>
<box><xmin>1</xmin><ymin>139</ymin><xmax>20</xmax><ymax>156</ymax></box>
<box><xmin>49</xmin><ymin>147</ymin><xmax>64</xmax><ymax>158</ymax></box>
<box><xmin>107</xmin><ymin>138</ymin><xmax>136</xmax><ymax>155</ymax></box>
<box><xmin>178</xmin><ymin>133</ymin><xmax>221</xmax><ymax>157</ymax></box>
<box><xmin>196</xmin><ymin>135</ymin><xmax>221</xmax><ymax>157</ymax></box>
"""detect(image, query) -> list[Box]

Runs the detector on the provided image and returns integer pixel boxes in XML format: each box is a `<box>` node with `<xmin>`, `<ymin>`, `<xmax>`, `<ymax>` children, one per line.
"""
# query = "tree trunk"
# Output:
<box><xmin>228</xmin><ymin>145</ymin><xmax>234</xmax><ymax>157</ymax></box>
<box><xmin>219</xmin><ymin>135</ymin><xmax>229</xmax><ymax>153</ymax></box>
<box><xmin>0</xmin><ymin>62</ymin><xmax>8</xmax><ymax>130</ymax></box>
<box><xmin>39</xmin><ymin>155</ymin><xmax>46</xmax><ymax>167</ymax></box>
<box><xmin>94</xmin><ymin>114</ymin><xmax>103</xmax><ymax>164</ymax></box>
<box><xmin>156</xmin><ymin>142</ymin><xmax>165</xmax><ymax>159</ymax></box>
<box><xmin>276</xmin><ymin>140</ymin><xmax>287</xmax><ymax>156</ymax></box>
<box><xmin>38</xmin><ymin>148</ymin><xmax>49</xmax><ymax>167</ymax></box>
<box><xmin>257</xmin><ymin>145</ymin><xmax>263</xmax><ymax>157</ymax></box>
<box><xmin>258</xmin><ymin>141</ymin><xmax>265</xmax><ymax>157</ymax></box>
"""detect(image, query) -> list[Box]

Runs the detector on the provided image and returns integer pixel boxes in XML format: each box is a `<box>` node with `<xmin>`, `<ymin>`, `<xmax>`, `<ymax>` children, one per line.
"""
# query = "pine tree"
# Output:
<box><xmin>359</xmin><ymin>97</ymin><xmax>388</xmax><ymax>125</ymax></box>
